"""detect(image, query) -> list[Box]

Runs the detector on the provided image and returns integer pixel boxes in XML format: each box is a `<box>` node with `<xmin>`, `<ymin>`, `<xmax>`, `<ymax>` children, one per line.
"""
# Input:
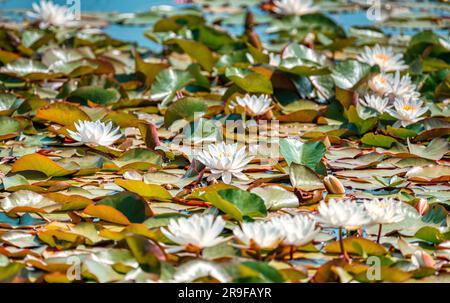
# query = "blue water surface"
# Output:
<box><xmin>0</xmin><ymin>0</ymin><xmax>447</xmax><ymax>50</ymax></box>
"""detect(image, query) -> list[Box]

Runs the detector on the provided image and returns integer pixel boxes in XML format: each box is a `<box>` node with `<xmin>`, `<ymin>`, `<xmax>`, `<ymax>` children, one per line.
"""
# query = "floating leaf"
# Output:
<box><xmin>153</xmin><ymin>14</ymin><xmax>204</xmax><ymax>32</ymax></box>
<box><xmin>164</xmin><ymin>97</ymin><xmax>207</xmax><ymax>128</ymax></box>
<box><xmin>0</xmin><ymin>116</ymin><xmax>20</xmax><ymax>139</ymax></box>
<box><xmin>0</xmin><ymin>94</ymin><xmax>23</xmax><ymax>115</ymax></box>
<box><xmin>204</xmin><ymin>188</ymin><xmax>267</xmax><ymax>221</ymax></box>
<box><xmin>89</xmin><ymin>192</ymin><xmax>150</xmax><ymax>224</ymax></box>
<box><xmin>250</xmin><ymin>186</ymin><xmax>299</xmax><ymax>210</ymax></box>
<box><xmin>150</xmin><ymin>68</ymin><xmax>194</xmax><ymax>105</ymax></box>
<box><xmin>324</xmin><ymin>237</ymin><xmax>387</xmax><ymax>256</ymax></box>
<box><xmin>135</xmin><ymin>51</ymin><xmax>168</xmax><ymax>87</ymax></box>
<box><xmin>0</xmin><ymin>58</ymin><xmax>57</xmax><ymax>80</ymax></box>
<box><xmin>114</xmin><ymin>179</ymin><xmax>172</xmax><ymax>201</ymax></box>
<box><xmin>36</xmin><ymin>102</ymin><xmax>90</xmax><ymax>126</ymax></box>
<box><xmin>126</xmin><ymin>234</ymin><xmax>165</xmax><ymax>273</ymax></box>
<box><xmin>237</xmin><ymin>261</ymin><xmax>284</xmax><ymax>283</ymax></box>
<box><xmin>406</xmin><ymin>165</ymin><xmax>450</xmax><ymax>182</ymax></box>
<box><xmin>169</xmin><ymin>39</ymin><xmax>215</xmax><ymax>72</ymax></box>
<box><xmin>346</xmin><ymin>106</ymin><xmax>377</xmax><ymax>135</ymax></box>
<box><xmin>83</xmin><ymin>258</ymin><xmax>123</xmax><ymax>283</ymax></box>
<box><xmin>84</xmin><ymin>204</ymin><xmax>131</xmax><ymax>225</ymax></box>
<box><xmin>11</xmin><ymin>153</ymin><xmax>78</xmax><ymax>177</ymax></box>
<box><xmin>408</xmin><ymin>138</ymin><xmax>449</xmax><ymax>160</ymax></box>
<box><xmin>67</xmin><ymin>86</ymin><xmax>121</xmax><ymax>105</ymax></box>
<box><xmin>415</xmin><ymin>226</ymin><xmax>450</xmax><ymax>244</ymax></box>
<box><xmin>331</xmin><ymin>60</ymin><xmax>371</xmax><ymax>89</ymax></box>
<box><xmin>279</xmin><ymin>138</ymin><xmax>327</xmax><ymax>171</ymax></box>
<box><xmin>225</xmin><ymin>67</ymin><xmax>273</xmax><ymax>94</ymax></box>
<box><xmin>361</xmin><ymin>133</ymin><xmax>398</xmax><ymax>148</ymax></box>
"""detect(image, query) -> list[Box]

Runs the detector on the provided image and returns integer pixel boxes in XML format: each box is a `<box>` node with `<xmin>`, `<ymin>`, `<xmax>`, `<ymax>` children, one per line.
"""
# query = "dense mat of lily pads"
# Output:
<box><xmin>0</xmin><ymin>0</ymin><xmax>449</xmax><ymax>283</ymax></box>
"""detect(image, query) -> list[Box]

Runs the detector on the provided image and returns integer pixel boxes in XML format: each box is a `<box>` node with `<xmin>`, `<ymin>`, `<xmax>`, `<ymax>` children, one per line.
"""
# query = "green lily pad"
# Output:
<box><xmin>67</xmin><ymin>86</ymin><xmax>121</xmax><ymax>105</ymax></box>
<box><xmin>361</xmin><ymin>133</ymin><xmax>398</xmax><ymax>148</ymax></box>
<box><xmin>331</xmin><ymin>60</ymin><xmax>372</xmax><ymax>89</ymax></box>
<box><xmin>164</xmin><ymin>97</ymin><xmax>208</xmax><ymax>127</ymax></box>
<box><xmin>279</xmin><ymin>138</ymin><xmax>327</xmax><ymax>171</ymax></box>
<box><xmin>225</xmin><ymin>67</ymin><xmax>273</xmax><ymax>94</ymax></box>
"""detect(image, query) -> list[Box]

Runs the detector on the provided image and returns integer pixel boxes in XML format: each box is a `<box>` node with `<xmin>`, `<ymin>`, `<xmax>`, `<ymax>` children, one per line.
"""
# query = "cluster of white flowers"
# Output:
<box><xmin>317</xmin><ymin>198</ymin><xmax>411</xmax><ymax>230</ymax></box>
<box><xmin>161</xmin><ymin>213</ymin><xmax>319</xmax><ymax>252</ymax></box>
<box><xmin>357</xmin><ymin>45</ymin><xmax>427</xmax><ymax>126</ymax></box>
<box><xmin>233</xmin><ymin>214</ymin><xmax>319</xmax><ymax>249</ymax></box>
<box><xmin>159</xmin><ymin>198</ymin><xmax>414</xmax><ymax>256</ymax></box>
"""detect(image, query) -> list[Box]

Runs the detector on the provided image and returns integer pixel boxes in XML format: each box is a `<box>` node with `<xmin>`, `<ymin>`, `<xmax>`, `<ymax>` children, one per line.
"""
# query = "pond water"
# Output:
<box><xmin>0</xmin><ymin>0</ymin><xmax>448</xmax><ymax>50</ymax></box>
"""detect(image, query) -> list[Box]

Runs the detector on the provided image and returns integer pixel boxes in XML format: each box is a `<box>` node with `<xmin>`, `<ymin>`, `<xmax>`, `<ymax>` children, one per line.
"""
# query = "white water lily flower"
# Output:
<box><xmin>359</xmin><ymin>94</ymin><xmax>391</xmax><ymax>114</ymax></box>
<box><xmin>233</xmin><ymin>221</ymin><xmax>283</xmax><ymax>249</ymax></box>
<box><xmin>27</xmin><ymin>0</ymin><xmax>78</xmax><ymax>29</ymax></box>
<box><xmin>161</xmin><ymin>214</ymin><xmax>226</xmax><ymax>249</ymax></box>
<box><xmin>386</xmin><ymin>98</ymin><xmax>428</xmax><ymax>127</ymax></box>
<box><xmin>385</xmin><ymin>71</ymin><xmax>420</xmax><ymax>101</ymax></box>
<box><xmin>230</xmin><ymin>94</ymin><xmax>272</xmax><ymax>116</ymax></box>
<box><xmin>273</xmin><ymin>0</ymin><xmax>318</xmax><ymax>16</ymax></box>
<box><xmin>357</xmin><ymin>44</ymin><xmax>408</xmax><ymax>72</ymax></box>
<box><xmin>271</xmin><ymin>214</ymin><xmax>319</xmax><ymax>246</ymax></box>
<box><xmin>316</xmin><ymin>199</ymin><xmax>372</xmax><ymax>230</ymax></box>
<box><xmin>67</xmin><ymin>120</ymin><xmax>122</xmax><ymax>147</ymax></box>
<box><xmin>196</xmin><ymin>142</ymin><xmax>253</xmax><ymax>184</ymax></box>
<box><xmin>172</xmin><ymin>260</ymin><xmax>231</xmax><ymax>283</ymax></box>
<box><xmin>0</xmin><ymin>190</ymin><xmax>56</xmax><ymax>212</ymax></box>
<box><xmin>369</xmin><ymin>72</ymin><xmax>420</xmax><ymax>101</ymax></box>
<box><xmin>368</xmin><ymin>73</ymin><xmax>392</xmax><ymax>96</ymax></box>
<box><xmin>364</xmin><ymin>198</ymin><xmax>408</xmax><ymax>225</ymax></box>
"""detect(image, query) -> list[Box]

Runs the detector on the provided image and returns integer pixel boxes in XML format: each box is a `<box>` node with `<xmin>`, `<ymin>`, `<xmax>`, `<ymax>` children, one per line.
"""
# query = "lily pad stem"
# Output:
<box><xmin>339</xmin><ymin>227</ymin><xmax>350</xmax><ymax>262</ymax></box>
<box><xmin>376</xmin><ymin>224</ymin><xmax>383</xmax><ymax>244</ymax></box>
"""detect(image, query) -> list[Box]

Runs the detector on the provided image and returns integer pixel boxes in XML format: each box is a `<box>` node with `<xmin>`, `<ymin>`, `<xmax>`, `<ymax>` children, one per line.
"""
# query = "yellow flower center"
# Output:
<box><xmin>373</xmin><ymin>53</ymin><xmax>390</xmax><ymax>63</ymax></box>
<box><xmin>401</xmin><ymin>104</ymin><xmax>416</xmax><ymax>111</ymax></box>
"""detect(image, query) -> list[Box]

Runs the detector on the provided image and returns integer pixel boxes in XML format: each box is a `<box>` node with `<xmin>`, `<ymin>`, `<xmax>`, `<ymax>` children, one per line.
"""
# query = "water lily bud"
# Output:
<box><xmin>415</xmin><ymin>198</ymin><xmax>429</xmax><ymax>216</ymax></box>
<box><xmin>303</xmin><ymin>32</ymin><xmax>315</xmax><ymax>48</ymax></box>
<box><xmin>411</xmin><ymin>250</ymin><xmax>436</xmax><ymax>269</ymax></box>
<box><xmin>323</xmin><ymin>175</ymin><xmax>345</xmax><ymax>194</ymax></box>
